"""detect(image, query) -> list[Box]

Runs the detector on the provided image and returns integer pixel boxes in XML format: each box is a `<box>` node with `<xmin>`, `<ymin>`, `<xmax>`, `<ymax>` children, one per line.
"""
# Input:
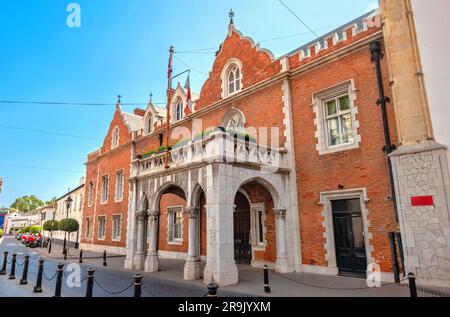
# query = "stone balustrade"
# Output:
<box><xmin>132</xmin><ymin>130</ymin><xmax>288</xmax><ymax>177</ymax></box>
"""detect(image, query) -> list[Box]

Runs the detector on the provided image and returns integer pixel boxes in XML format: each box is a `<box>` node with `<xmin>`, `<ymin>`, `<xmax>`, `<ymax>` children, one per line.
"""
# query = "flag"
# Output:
<box><xmin>184</xmin><ymin>74</ymin><xmax>192</xmax><ymax>115</ymax></box>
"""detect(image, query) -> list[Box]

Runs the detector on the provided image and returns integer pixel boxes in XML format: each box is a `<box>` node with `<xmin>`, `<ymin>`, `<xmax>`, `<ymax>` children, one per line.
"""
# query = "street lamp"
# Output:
<box><xmin>63</xmin><ymin>195</ymin><xmax>72</xmax><ymax>256</ymax></box>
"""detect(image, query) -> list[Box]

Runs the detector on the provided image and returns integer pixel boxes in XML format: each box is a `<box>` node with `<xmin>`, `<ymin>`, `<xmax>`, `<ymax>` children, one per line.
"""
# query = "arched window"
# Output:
<box><xmin>223</xmin><ymin>109</ymin><xmax>246</xmax><ymax>132</ymax></box>
<box><xmin>227</xmin><ymin>64</ymin><xmax>241</xmax><ymax>96</ymax></box>
<box><xmin>111</xmin><ymin>127</ymin><xmax>120</xmax><ymax>149</ymax></box>
<box><xmin>174</xmin><ymin>98</ymin><xmax>183</xmax><ymax>122</ymax></box>
<box><xmin>146</xmin><ymin>115</ymin><xmax>153</xmax><ymax>134</ymax></box>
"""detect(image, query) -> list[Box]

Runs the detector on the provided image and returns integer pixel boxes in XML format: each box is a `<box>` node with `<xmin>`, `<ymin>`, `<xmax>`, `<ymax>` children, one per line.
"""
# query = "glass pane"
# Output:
<box><xmin>352</xmin><ymin>216</ymin><xmax>365</xmax><ymax>248</ymax></box>
<box><xmin>326</xmin><ymin>99</ymin><xmax>337</xmax><ymax>116</ymax></box>
<box><xmin>339</xmin><ymin>95</ymin><xmax>350</xmax><ymax>111</ymax></box>
<box><xmin>258</xmin><ymin>211</ymin><xmax>264</xmax><ymax>244</ymax></box>
<box><xmin>341</xmin><ymin>114</ymin><xmax>354</xmax><ymax>143</ymax></box>
<box><xmin>327</xmin><ymin>117</ymin><xmax>340</xmax><ymax>146</ymax></box>
<box><xmin>229</xmin><ymin>83</ymin><xmax>235</xmax><ymax>94</ymax></box>
<box><xmin>228</xmin><ymin>70</ymin><xmax>235</xmax><ymax>82</ymax></box>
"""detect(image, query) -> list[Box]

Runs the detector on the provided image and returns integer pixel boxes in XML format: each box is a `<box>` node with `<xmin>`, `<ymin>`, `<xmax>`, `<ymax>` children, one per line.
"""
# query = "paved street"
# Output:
<box><xmin>0</xmin><ymin>235</ymin><xmax>441</xmax><ymax>297</ymax></box>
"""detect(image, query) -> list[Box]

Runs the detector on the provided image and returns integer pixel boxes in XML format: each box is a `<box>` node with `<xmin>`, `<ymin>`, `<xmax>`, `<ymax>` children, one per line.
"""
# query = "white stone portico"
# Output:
<box><xmin>124</xmin><ymin>130</ymin><xmax>301</xmax><ymax>286</ymax></box>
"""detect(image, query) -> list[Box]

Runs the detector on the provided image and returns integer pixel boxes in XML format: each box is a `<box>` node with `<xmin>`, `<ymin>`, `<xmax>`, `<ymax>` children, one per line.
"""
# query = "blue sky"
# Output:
<box><xmin>0</xmin><ymin>0</ymin><xmax>378</xmax><ymax>207</ymax></box>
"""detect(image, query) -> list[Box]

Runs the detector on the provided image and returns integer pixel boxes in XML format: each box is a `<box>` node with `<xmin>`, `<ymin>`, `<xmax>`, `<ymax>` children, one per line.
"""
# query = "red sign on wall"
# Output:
<box><xmin>411</xmin><ymin>196</ymin><xmax>434</xmax><ymax>207</ymax></box>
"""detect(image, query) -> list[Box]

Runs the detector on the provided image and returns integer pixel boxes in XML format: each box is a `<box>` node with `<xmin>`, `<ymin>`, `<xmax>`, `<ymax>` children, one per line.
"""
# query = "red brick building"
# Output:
<box><xmin>81</xmin><ymin>10</ymin><xmax>398</xmax><ymax>285</ymax></box>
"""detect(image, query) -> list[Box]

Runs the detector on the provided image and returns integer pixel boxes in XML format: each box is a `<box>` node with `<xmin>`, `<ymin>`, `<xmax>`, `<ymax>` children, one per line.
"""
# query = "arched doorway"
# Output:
<box><xmin>234</xmin><ymin>192</ymin><xmax>252</xmax><ymax>265</ymax></box>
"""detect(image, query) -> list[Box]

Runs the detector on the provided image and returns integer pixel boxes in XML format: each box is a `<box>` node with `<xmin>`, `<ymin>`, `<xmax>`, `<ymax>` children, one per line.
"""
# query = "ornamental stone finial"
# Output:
<box><xmin>185</xmin><ymin>207</ymin><xmax>200</xmax><ymax>219</ymax></box>
<box><xmin>229</xmin><ymin>9</ymin><xmax>235</xmax><ymax>25</ymax></box>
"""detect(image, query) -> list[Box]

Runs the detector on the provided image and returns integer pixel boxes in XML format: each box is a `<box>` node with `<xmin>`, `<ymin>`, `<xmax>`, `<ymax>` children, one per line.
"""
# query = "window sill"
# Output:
<box><xmin>97</xmin><ymin>237</ymin><xmax>106</xmax><ymax>241</ymax></box>
<box><xmin>318</xmin><ymin>142</ymin><xmax>360</xmax><ymax>156</ymax></box>
<box><xmin>112</xmin><ymin>238</ymin><xmax>121</xmax><ymax>242</ymax></box>
<box><xmin>114</xmin><ymin>198</ymin><xmax>123</xmax><ymax>203</ymax></box>
<box><xmin>100</xmin><ymin>201</ymin><xmax>108</xmax><ymax>205</ymax></box>
<box><xmin>168</xmin><ymin>240</ymin><xmax>183</xmax><ymax>246</ymax></box>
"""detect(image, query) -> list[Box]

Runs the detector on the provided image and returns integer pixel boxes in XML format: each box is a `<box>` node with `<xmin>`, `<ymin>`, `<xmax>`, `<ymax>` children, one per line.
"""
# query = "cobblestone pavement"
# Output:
<box><xmin>0</xmin><ymin>235</ymin><xmax>442</xmax><ymax>297</ymax></box>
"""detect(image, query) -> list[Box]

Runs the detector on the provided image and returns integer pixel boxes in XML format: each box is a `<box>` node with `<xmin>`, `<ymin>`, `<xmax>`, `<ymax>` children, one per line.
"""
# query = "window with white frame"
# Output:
<box><xmin>146</xmin><ymin>114</ymin><xmax>153</xmax><ymax>134</ymax></box>
<box><xmin>312</xmin><ymin>80</ymin><xmax>360</xmax><ymax>155</ymax></box>
<box><xmin>98</xmin><ymin>216</ymin><xmax>106</xmax><ymax>239</ymax></box>
<box><xmin>168</xmin><ymin>207</ymin><xmax>183</xmax><ymax>243</ymax></box>
<box><xmin>324</xmin><ymin>94</ymin><xmax>354</xmax><ymax>147</ymax></box>
<box><xmin>87</xmin><ymin>182</ymin><xmax>94</xmax><ymax>207</ymax></box>
<box><xmin>112</xmin><ymin>215</ymin><xmax>122</xmax><ymax>240</ymax></box>
<box><xmin>225</xmin><ymin>111</ymin><xmax>245</xmax><ymax>131</ymax></box>
<box><xmin>85</xmin><ymin>218</ymin><xmax>91</xmax><ymax>238</ymax></box>
<box><xmin>101</xmin><ymin>175</ymin><xmax>109</xmax><ymax>203</ymax></box>
<box><xmin>174</xmin><ymin>98</ymin><xmax>183</xmax><ymax>122</ymax></box>
<box><xmin>226</xmin><ymin>64</ymin><xmax>241</xmax><ymax>96</ymax></box>
<box><xmin>251</xmin><ymin>204</ymin><xmax>266</xmax><ymax>248</ymax></box>
<box><xmin>111</xmin><ymin>127</ymin><xmax>120</xmax><ymax>149</ymax></box>
<box><xmin>115</xmin><ymin>170</ymin><xmax>124</xmax><ymax>201</ymax></box>
<box><xmin>256</xmin><ymin>209</ymin><xmax>265</xmax><ymax>245</ymax></box>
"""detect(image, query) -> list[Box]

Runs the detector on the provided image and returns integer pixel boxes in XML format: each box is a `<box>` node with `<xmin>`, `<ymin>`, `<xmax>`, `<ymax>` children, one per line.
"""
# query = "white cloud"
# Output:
<box><xmin>366</xmin><ymin>2</ymin><xmax>379</xmax><ymax>12</ymax></box>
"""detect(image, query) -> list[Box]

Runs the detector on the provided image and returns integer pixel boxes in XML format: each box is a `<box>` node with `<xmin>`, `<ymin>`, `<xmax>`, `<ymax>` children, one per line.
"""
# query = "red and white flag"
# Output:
<box><xmin>184</xmin><ymin>74</ymin><xmax>192</xmax><ymax>115</ymax></box>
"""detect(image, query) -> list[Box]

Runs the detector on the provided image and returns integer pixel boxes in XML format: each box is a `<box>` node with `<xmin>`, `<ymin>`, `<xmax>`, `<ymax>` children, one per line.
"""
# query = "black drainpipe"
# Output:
<box><xmin>370</xmin><ymin>40</ymin><xmax>404</xmax><ymax>281</ymax></box>
<box><xmin>370</xmin><ymin>40</ymin><xmax>399</xmax><ymax>222</ymax></box>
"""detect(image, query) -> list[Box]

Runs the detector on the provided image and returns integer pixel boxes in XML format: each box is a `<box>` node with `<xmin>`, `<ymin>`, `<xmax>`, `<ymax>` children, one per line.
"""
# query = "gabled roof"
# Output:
<box><xmin>122</xmin><ymin>112</ymin><xmax>144</xmax><ymax>131</ymax></box>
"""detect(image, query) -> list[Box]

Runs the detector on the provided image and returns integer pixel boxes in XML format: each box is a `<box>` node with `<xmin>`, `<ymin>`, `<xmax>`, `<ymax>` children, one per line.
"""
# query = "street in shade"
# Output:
<box><xmin>0</xmin><ymin>236</ymin><xmax>246</xmax><ymax>297</ymax></box>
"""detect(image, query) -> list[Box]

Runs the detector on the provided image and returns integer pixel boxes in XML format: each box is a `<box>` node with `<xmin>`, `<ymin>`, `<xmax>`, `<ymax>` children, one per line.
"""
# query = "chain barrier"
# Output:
<box><xmin>274</xmin><ymin>272</ymin><xmax>407</xmax><ymax>291</ymax></box>
<box><xmin>16</xmin><ymin>260</ymin><xmax>24</xmax><ymax>267</ymax></box>
<box><xmin>94</xmin><ymin>278</ymin><xmax>134</xmax><ymax>296</ymax></box>
<box><xmin>44</xmin><ymin>270</ymin><xmax>58</xmax><ymax>281</ymax></box>
<box><xmin>141</xmin><ymin>283</ymin><xmax>156</xmax><ymax>297</ymax></box>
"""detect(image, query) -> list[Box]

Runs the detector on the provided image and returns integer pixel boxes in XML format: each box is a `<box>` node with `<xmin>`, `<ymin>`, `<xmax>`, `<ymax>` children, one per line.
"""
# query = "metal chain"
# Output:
<box><xmin>94</xmin><ymin>278</ymin><xmax>134</xmax><ymax>296</ymax></box>
<box><xmin>141</xmin><ymin>283</ymin><xmax>156</xmax><ymax>297</ymax></box>
<box><xmin>44</xmin><ymin>270</ymin><xmax>58</xmax><ymax>281</ymax></box>
<box><xmin>6</xmin><ymin>259</ymin><xmax>11</xmax><ymax>264</ymax></box>
<box><xmin>274</xmin><ymin>272</ymin><xmax>407</xmax><ymax>291</ymax></box>
<box><xmin>16</xmin><ymin>260</ymin><xmax>24</xmax><ymax>267</ymax></box>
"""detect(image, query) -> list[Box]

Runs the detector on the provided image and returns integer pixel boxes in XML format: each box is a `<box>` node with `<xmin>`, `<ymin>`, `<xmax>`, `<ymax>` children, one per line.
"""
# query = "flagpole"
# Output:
<box><xmin>165</xmin><ymin>46</ymin><xmax>174</xmax><ymax>169</ymax></box>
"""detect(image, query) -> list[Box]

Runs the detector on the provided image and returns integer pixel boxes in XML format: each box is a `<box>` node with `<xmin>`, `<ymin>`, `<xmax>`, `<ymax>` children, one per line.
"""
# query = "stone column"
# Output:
<box><xmin>133</xmin><ymin>211</ymin><xmax>147</xmax><ymax>270</ymax></box>
<box><xmin>274</xmin><ymin>208</ymin><xmax>289</xmax><ymax>273</ymax></box>
<box><xmin>124</xmin><ymin>179</ymin><xmax>137</xmax><ymax>270</ymax></box>
<box><xmin>183</xmin><ymin>207</ymin><xmax>201</xmax><ymax>280</ymax></box>
<box><xmin>203</xmin><ymin>164</ymin><xmax>238</xmax><ymax>286</ymax></box>
<box><xmin>145</xmin><ymin>210</ymin><xmax>160</xmax><ymax>272</ymax></box>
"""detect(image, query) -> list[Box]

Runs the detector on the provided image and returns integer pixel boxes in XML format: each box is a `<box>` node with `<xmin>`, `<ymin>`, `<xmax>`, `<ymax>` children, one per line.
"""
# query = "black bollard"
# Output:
<box><xmin>20</xmin><ymin>255</ymin><xmax>30</xmax><ymax>285</ymax></box>
<box><xmin>207</xmin><ymin>282</ymin><xmax>219</xmax><ymax>297</ymax></box>
<box><xmin>33</xmin><ymin>258</ymin><xmax>45</xmax><ymax>293</ymax></box>
<box><xmin>8</xmin><ymin>253</ymin><xmax>17</xmax><ymax>280</ymax></box>
<box><xmin>85</xmin><ymin>268</ymin><xmax>95</xmax><ymax>297</ymax></box>
<box><xmin>48</xmin><ymin>240</ymin><xmax>52</xmax><ymax>254</ymax></box>
<box><xmin>103</xmin><ymin>250</ymin><xmax>107</xmax><ymax>267</ymax></box>
<box><xmin>133</xmin><ymin>274</ymin><xmax>143</xmax><ymax>298</ymax></box>
<box><xmin>79</xmin><ymin>249</ymin><xmax>83</xmax><ymax>264</ymax></box>
<box><xmin>263</xmin><ymin>265</ymin><xmax>271</xmax><ymax>293</ymax></box>
<box><xmin>63</xmin><ymin>248</ymin><xmax>67</xmax><ymax>261</ymax></box>
<box><xmin>408</xmin><ymin>272</ymin><xmax>418</xmax><ymax>298</ymax></box>
<box><xmin>0</xmin><ymin>251</ymin><xmax>8</xmax><ymax>275</ymax></box>
<box><xmin>54</xmin><ymin>263</ymin><xmax>64</xmax><ymax>297</ymax></box>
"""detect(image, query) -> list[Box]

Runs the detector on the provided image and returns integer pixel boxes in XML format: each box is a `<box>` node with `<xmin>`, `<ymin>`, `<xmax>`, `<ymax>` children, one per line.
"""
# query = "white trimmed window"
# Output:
<box><xmin>111</xmin><ymin>127</ymin><xmax>120</xmax><ymax>149</ymax></box>
<box><xmin>98</xmin><ymin>216</ymin><xmax>106</xmax><ymax>239</ymax></box>
<box><xmin>146</xmin><ymin>115</ymin><xmax>153</xmax><ymax>134</ymax></box>
<box><xmin>115</xmin><ymin>170</ymin><xmax>124</xmax><ymax>202</ymax></box>
<box><xmin>168</xmin><ymin>207</ymin><xmax>183</xmax><ymax>243</ymax></box>
<box><xmin>85</xmin><ymin>217</ymin><xmax>91</xmax><ymax>238</ymax></box>
<box><xmin>101</xmin><ymin>175</ymin><xmax>109</xmax><ymax>203</ymax></box>
<box><xmin>174</xmin><ymin>98</ymin><xmax>183</xmax><ymax>122</ymax></box>
<box><xmin>221</xmin><ymin>59</ymin><xmax>243</xmax><ymax>98</ymax></box>
<box><xmin>227</xmin><ymin>65</ymin><xmax>241</xmax><ymax>95</ymax></box>
<box><xmin>87</xmin><ymin>181</ymin><xmax>94</xmax><ymax>207</ymax></box>
<box><xmin>251</xmin><ymin>203</ymin><xmax>266</xmax><ymax>249</ymax></box>
<box><xmin>312</xmin><ymin>80</ymin><xmax>360</xmax><ymax>155</ymax></box>
<box><xmin>225</xmin><ymin>111</ymin><xmax>245</xmax><ymax>131</ymax></box>
<box><xmin>112</xmin><ymin>215</ymin><xmax>122</xmax><ymax>241</ymax></box>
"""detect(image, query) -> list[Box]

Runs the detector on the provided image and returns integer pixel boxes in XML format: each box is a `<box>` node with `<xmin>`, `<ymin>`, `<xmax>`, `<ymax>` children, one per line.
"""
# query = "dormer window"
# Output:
<box><xmin>227</xmin><ymin>65</ymin><xmax>241</xmax><ymax>96</ymax></box>
<box><xmin>174</xmin><ymin>98</ymin><xmax>184</xmax><ymax>122</ymax></box>
<box><xmin>221</xmin><ymin>59</ymin><xmax>243</xmax><ymax>99</ymax></box>
<box><xmin>146</xmin><ymin>115</ymin><xmax>153</xmax><ymax>134</ymax></box>
<box><xmin>111</xmin><ymin>127</ymin><xmax>120</xmax><ymax>149</ymax></box>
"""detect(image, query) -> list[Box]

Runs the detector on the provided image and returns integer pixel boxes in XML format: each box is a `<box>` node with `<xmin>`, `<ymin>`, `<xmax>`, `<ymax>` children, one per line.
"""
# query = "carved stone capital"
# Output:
<box><xmin>185</xmin><ymin>207</ymin><xmax>200</xmax><ymax>219</ymax></box>
<box><xmin>273</xmin><ymin>208</ymin><xmax>287</xmax><ymax>219</ymax></box>
<box><xmin>136</xmin><ymin>211</ymin><xmax>148</xmax><ymax>220</ymax></box>
<box><xmin>148</xmin><ymin>210</ymin><xmax>160</xmax><ymax>221</ymax></box>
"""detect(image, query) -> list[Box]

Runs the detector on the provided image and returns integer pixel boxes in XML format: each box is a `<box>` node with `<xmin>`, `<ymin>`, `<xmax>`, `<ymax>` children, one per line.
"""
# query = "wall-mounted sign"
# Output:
<box><xmin>411</xmin><ymin>196</ymin><xmax>434</xmax><ymax>207</ymax></box>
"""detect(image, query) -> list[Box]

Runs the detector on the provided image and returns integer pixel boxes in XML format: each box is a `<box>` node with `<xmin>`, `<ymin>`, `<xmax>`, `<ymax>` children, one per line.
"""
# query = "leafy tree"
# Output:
<box><xmin>45</xmin><ymin>197</ymin><xmax>57</xmax><ymax>206</ymax></box>
<box><xmin>10</xmin><ymin>195</ymin><xmax>44</xmax><ymax>213</ymax></box>
<box><xmin>29</xmin><ymin>226</ymin><xmax>42</xmax><ymax>234</ymax></box>
<box><xmin>20</xmin><ymin>226</ymin><xmax>31</xmax><ymax>233</ymax></box>
<box><xmin>43</xmin><ymin>220</ymin><xmax>59</xmax><ymax>231</ymax></box>
<box><xmin>0</xmin><ymin>229</ymin><xmax>3</xmax><ymax>237</ymax></box>
<box><xmin>58</xmin><ymin>219</ymin><xmax>79</xmax><ymax>233</ymax></box>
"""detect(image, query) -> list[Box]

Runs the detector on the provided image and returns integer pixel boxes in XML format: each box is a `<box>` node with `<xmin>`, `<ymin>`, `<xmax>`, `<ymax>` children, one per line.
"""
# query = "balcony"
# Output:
<box><xmin>132</xmin><ymin>130</ymin><xmax>289</xmax><ymax>177</ymax></box>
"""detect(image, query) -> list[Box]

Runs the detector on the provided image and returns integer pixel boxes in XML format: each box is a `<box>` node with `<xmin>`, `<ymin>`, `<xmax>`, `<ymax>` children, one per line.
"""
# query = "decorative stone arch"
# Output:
<box><xmin>233</xmin><ymin>176</ymin><xmax>283</xmax><ymax>210</ymax></box>
<box><xmin>191</xmin><ymin>183</ymin><xmax>206</xmax><ymax>209</ymax></box>
<box><xmin>221</xmin><ymin>108</ymin><xmax>247</xmax><ymax>130</ymax></box>
<box><xmin>221</xmin><ymin>58</ymin><xmax>243</xmax><ymax>99</ymax></box>
<box><xmin>139</xmin><ymin>193</ymin><xmax>149</xmax><ymax>212</ymax></box>
<box><xmin>151</xmin><ymin>181</ymin><xmax>188</xmax><ymax>212</ymax></box>
<box><xmin>170</xmin><ymin>84</ymin><xmax>186</xmax><ymax>123</ymax></box>
<box><xmin>111</xmin><ymin>125</ymin><xmax>120</xmax><ymax>149</ymax></box>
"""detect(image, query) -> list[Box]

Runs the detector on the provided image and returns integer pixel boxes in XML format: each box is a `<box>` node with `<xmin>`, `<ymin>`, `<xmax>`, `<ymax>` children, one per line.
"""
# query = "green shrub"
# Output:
<box><xmin>0</xmin><ymin>229</ymin><xmax>3</xmax><ymax>237</ymax></box>
<box><xmin>58</xmin><ymin>218</ymin><xmax>79</xmax><ymax>233</ymax></box>
<box><xmin>43</xmin><ymin>220</ymin><xmax>59</xmax><ymax>231</ymax></box>
<box><xmin>20</xmin><ymin>226</ymin><xmax>31</xmax><ymax>234</ymax></box>
<box><xmin>29</xmin><ymin>225</ymin><xmax>41</xmax><ymax>234</ymax></box>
